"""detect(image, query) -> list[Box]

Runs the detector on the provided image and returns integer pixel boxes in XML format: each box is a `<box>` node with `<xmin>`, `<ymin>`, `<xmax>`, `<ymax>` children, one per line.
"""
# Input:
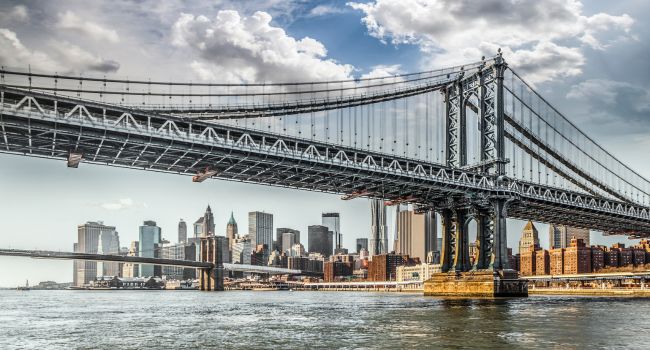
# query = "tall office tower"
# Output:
<box><xmin>276</xmin><ymin>228</ymin><xmax>300</xmax><ymax>251</ymax></box>
<box><xmin>249</xmin><ymin>211</ymin><xmax>273</xmax><ymax>253</ymax></box>
<box><xmin>424</xmin><ymin>210</ymin><xmax>437</xmax><ymax>262</ymax></box>
<box><xmin>394</xmin><ymin>206</ymin><xmax>426</xmax><ymax>261</ymax></box>
<box><xmin>356</xmin><ymin>238</ymin><xmax>369</xmax><ymax>254</ymax></box>
<box><xmin>75</xmin><ymin>221</ymin><xmax>114</xmax><ymax>287</ymax></box>
<box><xmin>99</xmin><ymin>228</ymin><xmax>120</xmax><ymax>277</ymax></box>
<box><xmin>308</xmin><ymin>225</ymin><xmax>333</xmax><ymax>257</ymax></box>
<box><xmin>322</xmin><ymin>213</ymin><xmax>341</xmax><ymax>252</ymax></box>
<box><xmin>281</xmin><ymin>232</ymin><xmax>298</xmax><ymax>254</ymax></box>
<box><xmin>139</xmin><ymin>220</ymin><xmax>162</xmax><ymax>277</ymax></box>
<box><xmin>122</xmin><ymin>241</ymin><xmax>139</xmax><ymax>278</ymax></box>
<box><xmin>369</xmin><ymin>199</ymin><xmax>388</xmax><ymax>257</ymax></box>
<box><xmin>232</xmin><ymin>236</ymin><xmax>252</xmax><ymax>264</ymax></box>
<box><xmin>178</xmin><ymin>219</ymin><xmax>187</xmax><ymax>243</ymax></box>
<box><xmin>549</xmin><ymin>225</ymin><xmax>590</xmax><ymax>249</ymax></box>
<box><xmin>191</xmin><ymin>205</ymin><xmax>216</xmax><ymax>243</ymax></box>
<box><xmin>202</xmin><ymin>205</ymin><xmax>215</xmax><ymax>237</ymax></box>
<box><xmin>226</xmin><ymin>211</ymin><xmax>238</xmax><ymax>251</ymax></box>
<box><xmin>519</xmin><ymin>221</ymin><xmax>540</xmax><ymax>254</ymax></box>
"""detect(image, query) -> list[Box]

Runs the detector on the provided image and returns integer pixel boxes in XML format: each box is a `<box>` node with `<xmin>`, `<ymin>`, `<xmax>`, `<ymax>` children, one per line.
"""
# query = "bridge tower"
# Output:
<box><xmin>199</xmin><ymin>235</ymin><xmax>225</xmax><ymax>291</ymax></box>
<box><xmin>429</xmin><ymin>51</ymin><xmax>526</xmax><ymax>296</ymax></box>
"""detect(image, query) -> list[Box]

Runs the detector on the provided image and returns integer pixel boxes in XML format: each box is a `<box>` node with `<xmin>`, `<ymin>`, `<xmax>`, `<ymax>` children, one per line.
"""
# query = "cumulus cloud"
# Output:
<box><xmin>360</xmin><ymin>64</ymin><xmax>402</xmax><ymax>79</ymax></box>
<box><xmin>100</xmin><ymin>198</ymin><xmax>135</xmax><ymax>211</ymax></box>
<box><xmin>57</xmin><ymin>10</ymin><xmax>120</xmax><ymax>43</ymax></box>
<box><xmin>171</xmin><ymin>10</ymin><xmax>354</xmax><ymax>83</ymax></box>
<box><xmin>348</xmin><ymin>0</ymin><xmax>634</xmax><ymax>83</ymax></box>
<box><xmin>308</xmin><ymin>5</ymin><xmax>346</xmax><ymax>17</ymax></box>
<box><xmin>0</xmin><ymin>28</ymin><xmax>60</xmax><ymax>71</ymax></box>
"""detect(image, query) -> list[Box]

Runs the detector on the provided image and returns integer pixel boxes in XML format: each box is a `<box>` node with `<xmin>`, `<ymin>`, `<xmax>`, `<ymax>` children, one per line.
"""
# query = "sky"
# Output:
<box><xmin>1</xmin><ymin>0</ymin><xmax>649</xmax><ymax>287</ymax></box>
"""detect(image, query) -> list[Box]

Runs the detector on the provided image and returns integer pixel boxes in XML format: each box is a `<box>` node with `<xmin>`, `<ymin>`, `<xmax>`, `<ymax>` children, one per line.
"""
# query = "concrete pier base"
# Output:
<box><xmin>424</xmin><ymin>270</ymin><xmax>528</xmax><ymax>297</ymax></box>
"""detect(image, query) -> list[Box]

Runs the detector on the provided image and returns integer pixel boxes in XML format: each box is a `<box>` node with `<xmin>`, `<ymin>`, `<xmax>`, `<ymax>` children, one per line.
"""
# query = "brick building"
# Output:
<box><xmin>591</xmin><ymin>246</ymin><xmax>605</xmax><ymax>272</ymax></box>
<box><xmin>550</xmin><ymin>248</ymin><xmax>564</xmax><ymax>275</ymax></box>
<box><xmin>605</xmin><ymin>248</ymin><xmax>620</xmax><ymax>267</ymax></box>
<box><xmin>564</xmin><ymin>238</ymin><xmax>591</xmax><ymax>274</ymax></box>
<box><xmin>367</xmin><ymin>254</ymin><xmax>419</xmax><ymax>281</ymax></box>
<box><xmin>632</xmin><ymin>248</ymin><xmax>646</xmax><ymax>266</ymax></box>
<box><xmin>519</xmin><ymin>250</ymin><xmax>536</xmax><ymax>276</ymax></box>
<box><xmin>324</xmin><ymin>261</ymin><xmax>354</xmax><ymax>282</ymax></box>
<box><xmin>535</xmin><ymin>250</ymin><xmax>550</xmax><ymax>275</ymax></box>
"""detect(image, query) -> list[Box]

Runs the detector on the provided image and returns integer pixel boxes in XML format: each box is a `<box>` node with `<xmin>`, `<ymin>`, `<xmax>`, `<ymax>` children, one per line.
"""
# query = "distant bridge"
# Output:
<box><xmin>0</xmin><ymin>248</ymin><xmax>302</xmax><ymax>275</ymax></box>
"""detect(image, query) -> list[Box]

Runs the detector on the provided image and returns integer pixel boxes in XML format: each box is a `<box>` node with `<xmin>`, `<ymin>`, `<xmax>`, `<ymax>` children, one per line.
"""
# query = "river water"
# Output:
<box><xmin>0</xmin><ymin>290</ymin><xmax>647</xmax><ymax>349</ymax></box>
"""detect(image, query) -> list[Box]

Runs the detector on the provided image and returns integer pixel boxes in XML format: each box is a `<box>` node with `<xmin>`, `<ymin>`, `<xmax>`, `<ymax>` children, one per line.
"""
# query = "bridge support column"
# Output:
<box><xmin>474</xmin><ymin>210</ymin><xmax>494</xmax><ymax>270</ymax></box>
<box><xmin>492</xmin><ymin>199</ymin><xmax>509</xmax><ymax>271</ymax></box>
<box><xmin>453</xmin><ymin>209</ymin><xmax>471</xmax><ymax>272</ymax></box>
<box><xmin>439</xmin><ymin>209</ymin><xmax>455</xmax><ymax>273</ymax></box>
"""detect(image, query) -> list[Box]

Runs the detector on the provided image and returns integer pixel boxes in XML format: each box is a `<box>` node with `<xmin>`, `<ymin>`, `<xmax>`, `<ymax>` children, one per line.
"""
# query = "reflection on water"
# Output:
<box><xmin>0</xmin><ymin>291</ymin><xmax>648</xmax><ymax>349</ymax></box>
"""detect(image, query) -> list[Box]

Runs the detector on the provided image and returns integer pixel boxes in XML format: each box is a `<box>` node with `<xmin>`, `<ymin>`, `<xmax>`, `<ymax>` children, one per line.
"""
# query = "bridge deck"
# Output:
<box><xmin>2</xmin><ymin>86</ymin><xmax>650</xmax><ymax>236</ymax></box>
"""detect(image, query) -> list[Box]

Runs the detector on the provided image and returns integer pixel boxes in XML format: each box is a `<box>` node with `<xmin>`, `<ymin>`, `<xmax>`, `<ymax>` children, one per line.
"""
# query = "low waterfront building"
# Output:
<box><xmin>396</xmin><ymin>263</ymin><xmax>441</xmax><ymax>282</ymax></box>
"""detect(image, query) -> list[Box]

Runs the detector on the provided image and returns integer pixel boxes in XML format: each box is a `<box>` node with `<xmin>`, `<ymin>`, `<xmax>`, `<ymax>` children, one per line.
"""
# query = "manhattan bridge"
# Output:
<box><xmin>2</xmin><ymin>51</ymin><xmax>650</xmax><ymax>277</ymax></box>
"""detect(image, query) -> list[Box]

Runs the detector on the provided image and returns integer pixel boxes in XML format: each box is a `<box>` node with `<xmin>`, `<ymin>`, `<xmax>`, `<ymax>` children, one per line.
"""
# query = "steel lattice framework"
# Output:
<box><xmin>2</xmin><ymin>54</ymin><xmax>650</xmax><ymax>273</ymax></box>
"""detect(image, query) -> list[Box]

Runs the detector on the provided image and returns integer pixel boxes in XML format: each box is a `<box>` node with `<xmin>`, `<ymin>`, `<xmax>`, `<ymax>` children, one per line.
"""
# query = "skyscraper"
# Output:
<box><xmin>424</xmin><ymin>210</ymin><xmax>438</xmax><ymax>262</ymax></box>
<box><xmin>394</xmin><ymin>206</ymin><xmax>426</xmax><ymax>261</ymax></box>
<box><xmin>356</xmin><ymin>238</ymin><xmax>369</xmax><ymax>253</ymax></box>
<box><xmin>519</xmin><ymin>221</ymin><xmax>540</xmax><ymax>254</ymax></box>
<box><xmin>226</xmin><ymin>211</ymin><xmax>238</xmax><ymax>251</ymax></box>
<box><xmin>322</xmin><ymin>213</ymin><xmax>341</xmax><ymax>253</ymax></box>
<box><xmin>232</xmin><ymin>236</ymin><xmax>252</xmax><ymax>264</ymax></box>
<box><xmin>178</xmin><ymin>219</ymin><xmax>187</xmax><ymax>243</ymax></box>
<box><xmin>369</xmin><ymin>199</ymin><xmax>388</xmax><ymax>257</ymax></box>
<box><xmin>249</xmin><ymin>211</ymin><xmax>273</xmax><ymax>252</ymax></box>
<box><xmin>75</xmin><ymin>221</ymin><xmax>115</xmax><ymax>287</ymax></box>
<box><xmin>99</xmin><ymin>228</ymin><xmax>120</xmax><ymax>277</ymax></box>
<box><xmin>276</xmin><ymin>228</ymin><xmax>300</xmax><ymax>251</ymax></box>
<box><xmin>139</xmin><ymin>220</ymin><xmax>161</xmax><ymax>277</ymax></box>
<box><xmin>281</xmin><ymin>232</ymin><xmax>298</xmax><ymax>254</ymax></box>
<box><xmin>308</xmin><ymin>225</ymin><xmax>333</xmax><ymax>257</ymax></box>
<box><xmin>549</xmin><ymin>225</ymin><xmax>590</xmax><ymax>249</ymax></box>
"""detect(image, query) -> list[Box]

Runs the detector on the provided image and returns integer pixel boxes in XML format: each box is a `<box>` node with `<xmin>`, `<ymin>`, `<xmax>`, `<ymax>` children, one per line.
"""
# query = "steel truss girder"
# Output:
<box><xmin>2</xmin><ymin>87</ymin><xmax>650</xmax><ymax>238</ymax></box>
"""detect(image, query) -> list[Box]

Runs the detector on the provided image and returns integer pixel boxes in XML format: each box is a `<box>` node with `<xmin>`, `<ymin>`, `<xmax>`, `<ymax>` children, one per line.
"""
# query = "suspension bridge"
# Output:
<box><xmin>1</xmin><ymin>51</ymin><xmax>649</xmax><ymax>293</ymax></box>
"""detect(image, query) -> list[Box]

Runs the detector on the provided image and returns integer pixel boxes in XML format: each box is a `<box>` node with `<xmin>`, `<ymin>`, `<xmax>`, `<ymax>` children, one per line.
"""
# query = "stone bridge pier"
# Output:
<box><xmin>199</xmin><ymin>236</ymin><xmax>224</xmax><ymax>291</ymax></box>
<box><xmin>426</xmin><ymin>198</ymin><xmax>528</xmax><ymax>297</ymax></box>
